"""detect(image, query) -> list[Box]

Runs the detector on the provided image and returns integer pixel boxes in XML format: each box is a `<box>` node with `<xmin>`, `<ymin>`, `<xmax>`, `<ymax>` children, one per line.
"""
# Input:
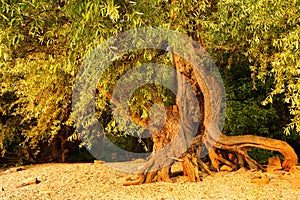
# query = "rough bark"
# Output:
<box><xmin>123</xmin><ymin>45</ymin><xmax>298</xmax><ymax>186</ymax></box>
<box><xmin>190</xmin><ymin>47</ymin><xmax>298</xmax><ymax>173</ymax></box>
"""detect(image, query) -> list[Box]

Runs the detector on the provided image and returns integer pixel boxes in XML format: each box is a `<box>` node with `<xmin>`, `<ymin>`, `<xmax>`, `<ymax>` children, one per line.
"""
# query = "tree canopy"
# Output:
<box><xmin>0</xmin><ymin>0</ymin><xmax>299</xmax><ymax>164</ymax></box>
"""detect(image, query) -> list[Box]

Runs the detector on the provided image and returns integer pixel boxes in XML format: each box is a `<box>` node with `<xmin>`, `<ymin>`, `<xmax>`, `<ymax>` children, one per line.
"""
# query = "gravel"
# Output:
<box><xmin>0</xmin><ymin>163</ymin><xmax>299</xmax><ymax>200</ymax></box>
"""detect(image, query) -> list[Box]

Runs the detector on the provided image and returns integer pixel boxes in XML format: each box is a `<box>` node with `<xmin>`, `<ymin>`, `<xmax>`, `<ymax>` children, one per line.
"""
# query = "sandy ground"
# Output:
<box><xmin>0</xmin><ymin>162</ymin><xmax>300</xmax><ymax>200</ymax></box>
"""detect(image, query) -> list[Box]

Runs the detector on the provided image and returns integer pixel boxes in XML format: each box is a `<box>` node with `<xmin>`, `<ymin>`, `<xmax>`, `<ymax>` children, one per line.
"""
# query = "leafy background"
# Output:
<box><xmin>0</xmin><ymin>0</ymin><xmax>299</xmax><ymax>166</ymax></box>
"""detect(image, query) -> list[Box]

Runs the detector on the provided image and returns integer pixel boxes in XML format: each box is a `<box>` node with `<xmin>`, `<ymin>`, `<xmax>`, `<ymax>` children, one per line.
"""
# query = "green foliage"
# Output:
<box><xmin>248</xmin><ymin>148</ymin><xmax>283</xmax><ymax>165</ymax></box>
<box><xmin>0</xmin><ymin>0</ymin><xmax>75</xmax><ymax>157</ymax></box>
<box><xmin>201</xmin><ymin>0</ymin><xmax>300</xmax><ymax>135</ymax></box>
<box><xmin>221</xmin><ymin>61</ymin><xmax>283</xmax><ymax>138</ymax></box>
<box><xmin>0</xmin><ymin>0</ymin><xmax>299</xmax><ymax>163</ymax></box>
<box><xmin>94</xmin><ymin>50</ymin><xmax>176</xmax><ymax>142</ymax></box>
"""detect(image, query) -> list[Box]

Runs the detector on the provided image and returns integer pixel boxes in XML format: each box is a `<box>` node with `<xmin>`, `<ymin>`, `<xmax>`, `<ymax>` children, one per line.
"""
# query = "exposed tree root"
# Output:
<box><xmin>208</xmin><ymin>133</ymin><xmax>298</xmax><ymax>171</ymax></box>
<box><xmin>182</xmin><ymin>154</ymin><xmax>201</xmax><ymax>182</ymax></box>
<box><xmin>122</xmin><ymin>41</ymin><xmax>298</xmax><ymax>186</ymax></box>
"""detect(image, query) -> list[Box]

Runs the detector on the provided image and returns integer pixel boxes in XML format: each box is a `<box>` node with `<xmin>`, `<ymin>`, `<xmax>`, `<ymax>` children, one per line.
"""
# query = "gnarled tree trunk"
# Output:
<box><xmin>123</xmin><ymin>44</ymin><xmax>298</xmax><ymax>186</ymax></box>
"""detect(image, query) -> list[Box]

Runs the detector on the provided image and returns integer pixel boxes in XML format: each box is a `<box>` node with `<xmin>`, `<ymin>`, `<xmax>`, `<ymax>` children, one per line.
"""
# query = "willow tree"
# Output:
<box><xmin>0</xmin><ymin>0</ymin><xmax>298</xmax><ymax>180</ymax></box>
<box><xmin>119</xmin><ymin>0</ymin><xmax>299</xmax><ymax>184</ymax></box>
<box><xmin>122</xmin><ymin>30</ymin><xmax>298</xmax><ymax>185</ymax></box>
<box><xmin>69</xmin><ymin>0</ymin><xmax>298</xmax><ymax>185</ymax></box>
